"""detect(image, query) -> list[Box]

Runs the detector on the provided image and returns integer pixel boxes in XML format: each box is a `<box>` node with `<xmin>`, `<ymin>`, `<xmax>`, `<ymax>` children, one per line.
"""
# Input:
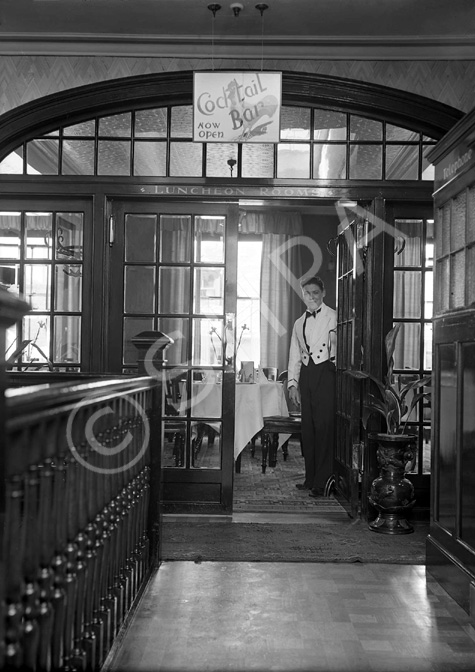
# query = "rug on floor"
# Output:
<box><xmin>161</xmin><ymin>519</ymin><xmax>428</xmax><ymax>564</ymax></box>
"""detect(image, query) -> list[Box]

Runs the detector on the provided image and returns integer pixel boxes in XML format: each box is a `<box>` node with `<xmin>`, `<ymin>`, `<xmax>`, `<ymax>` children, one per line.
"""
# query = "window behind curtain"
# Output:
<box><xmin>236</xmin><ymin>239</ymin><xmax>262</xmax><ymax>369</ymax></box>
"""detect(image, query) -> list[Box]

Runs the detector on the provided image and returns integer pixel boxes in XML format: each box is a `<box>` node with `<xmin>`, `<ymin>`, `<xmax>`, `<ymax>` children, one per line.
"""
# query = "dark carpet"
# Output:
<box><xmin>161</xmin><ymin>519</ymin><xmax>428</xmax><ymax>564</ymax></box>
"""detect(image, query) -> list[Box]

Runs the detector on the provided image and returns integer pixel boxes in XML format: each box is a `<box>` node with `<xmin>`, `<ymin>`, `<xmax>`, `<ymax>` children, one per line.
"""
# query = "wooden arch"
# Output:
<box><xmin>0</xmin><ymin>70</ymin><xmax>463</xmax><ymax>160</ymax></box>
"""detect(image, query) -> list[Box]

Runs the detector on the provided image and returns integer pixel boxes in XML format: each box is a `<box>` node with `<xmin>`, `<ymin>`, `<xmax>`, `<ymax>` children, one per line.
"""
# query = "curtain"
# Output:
<box><xmin>239</xmin><ymin>210</ymin><xmax>303</xmax><ymax>376</ymax></box>
<box><xmin>393</xmin><ymin>232</ymin><xmax>421</xmax><ymax>371</ymax></box>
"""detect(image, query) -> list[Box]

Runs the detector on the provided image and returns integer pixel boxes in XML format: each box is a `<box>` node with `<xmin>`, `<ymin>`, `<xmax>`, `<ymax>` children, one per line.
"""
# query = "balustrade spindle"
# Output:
<box><xmin>3</xmin><ymin>370</ymin><xmax>164</xmax><ymax>671</ymax></box>
<box><xmin>22</xmin><ymin>464</ymin><xmax>41</xmax><ymax>671</ymax></box>
<box><xmin>37</xmin><ymin>457</ymin><xmax>55</xmax><ymax>672</ymax></box>
<box><xmin>4</xmin><ymin>476</ymin><xmax>25</xmax><ymax>669</ymax></box>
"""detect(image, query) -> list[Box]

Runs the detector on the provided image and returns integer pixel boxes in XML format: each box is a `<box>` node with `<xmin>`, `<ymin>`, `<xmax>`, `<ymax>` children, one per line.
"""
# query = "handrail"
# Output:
<box><xmin>2</xmin><ymin>373</ymin><xmax>162</xmax><ymax>671</ymax></box>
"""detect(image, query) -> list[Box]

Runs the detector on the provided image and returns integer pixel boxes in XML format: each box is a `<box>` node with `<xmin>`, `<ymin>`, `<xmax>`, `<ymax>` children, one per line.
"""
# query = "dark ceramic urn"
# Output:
<box><xmin>368</xmin><ymin>433</ymin><xmax>417</xmax><ymax>535</ymax></box>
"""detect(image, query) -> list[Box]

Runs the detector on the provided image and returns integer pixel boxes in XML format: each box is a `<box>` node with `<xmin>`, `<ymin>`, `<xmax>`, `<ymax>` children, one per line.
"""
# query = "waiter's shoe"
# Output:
<box><xmin>295</xmin><ymin>483</ymin><xmax>310</xmax><ymax>490</ymax></box>
<box><xmin>309</xmin><ymin>488</ymin><xmax>325</xmax><ymax>498</ymax></box>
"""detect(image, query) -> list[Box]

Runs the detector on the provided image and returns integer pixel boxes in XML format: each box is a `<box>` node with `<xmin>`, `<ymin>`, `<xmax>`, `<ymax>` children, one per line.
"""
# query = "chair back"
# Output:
<box><xmin>278</xmin><ymin>370</ymin><xmax>300</xmax><ymax>413</ymax></box>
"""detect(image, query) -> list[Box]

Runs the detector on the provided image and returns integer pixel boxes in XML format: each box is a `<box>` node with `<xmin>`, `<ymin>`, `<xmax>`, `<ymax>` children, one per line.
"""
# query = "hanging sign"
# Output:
<box><xmin>193</xmin><ymin>71</ymin><xmax>282</xmax><ymax>143</ymax></box>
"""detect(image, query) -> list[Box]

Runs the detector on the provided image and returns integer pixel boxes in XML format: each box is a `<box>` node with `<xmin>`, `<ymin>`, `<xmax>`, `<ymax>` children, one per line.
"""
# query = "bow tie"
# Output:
<box><xmin>306</xmin><ymin>308</ymin><xmax>321</xmax><ymax>318</ymax></box>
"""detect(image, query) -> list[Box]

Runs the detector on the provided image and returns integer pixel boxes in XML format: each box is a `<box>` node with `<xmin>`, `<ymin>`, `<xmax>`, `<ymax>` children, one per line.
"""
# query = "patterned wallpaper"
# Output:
<box><xmin>1</xmin><ymin>56</ymin><xmax>475</xmax><ymax>118</ymax></box>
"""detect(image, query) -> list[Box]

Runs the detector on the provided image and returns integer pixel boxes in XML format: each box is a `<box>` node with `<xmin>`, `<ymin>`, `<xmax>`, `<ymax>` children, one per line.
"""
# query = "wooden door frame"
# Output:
<box><xmin>106</xmin><ymin>196</ymin><xmax>239</xmax><ymax>513</ymax></box>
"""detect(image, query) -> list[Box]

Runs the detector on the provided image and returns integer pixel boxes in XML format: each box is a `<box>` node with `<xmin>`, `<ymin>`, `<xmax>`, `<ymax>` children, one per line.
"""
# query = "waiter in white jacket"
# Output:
<box><xmin>287</xmin><ymin>276</ymin><xmax>337</xmax><ymax>497</ymax></box>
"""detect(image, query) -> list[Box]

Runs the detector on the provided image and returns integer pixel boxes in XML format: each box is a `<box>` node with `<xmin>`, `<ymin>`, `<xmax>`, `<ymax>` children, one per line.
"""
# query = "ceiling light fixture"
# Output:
<box><xmin>255</xmin><ymin>4</ymin><xmax>269</xmax><ymax>71</ymax></box>
<box><xmin>230</xmin><ymin>3</ymin><xmax>244</xmax><ymax>17</ymax></box>
<box><xmin>208</xmin><ymin>4</ymin><xmax>222</xmax><ymax>70</ymax></box>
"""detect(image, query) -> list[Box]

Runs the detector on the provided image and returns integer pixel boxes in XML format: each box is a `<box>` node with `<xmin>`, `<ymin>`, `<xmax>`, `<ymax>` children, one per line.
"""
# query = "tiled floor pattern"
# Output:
<box><xmin>234</xmin><ymin>438</ymin><xmax>347</xmax><ymax>514</ymax></box>
<box><xmin>107</xmin><ymin>562</ymin><xmax>475</xmax><ymax>672</ymax></box>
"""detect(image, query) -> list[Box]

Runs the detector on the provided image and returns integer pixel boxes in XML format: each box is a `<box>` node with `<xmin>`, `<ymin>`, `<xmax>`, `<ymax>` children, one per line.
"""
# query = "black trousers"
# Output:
<box><xmin>299</xmin><ymin>358</ymin><xmax>336</xmax><ymax>490</ymax></box>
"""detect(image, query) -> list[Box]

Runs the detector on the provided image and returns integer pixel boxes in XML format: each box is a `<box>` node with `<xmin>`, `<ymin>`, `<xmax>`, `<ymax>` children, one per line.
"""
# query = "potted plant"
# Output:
<box><xmin>346</xmin><ymin>324</ymin><xmax>431</xmax><ymax>535</ymax></box>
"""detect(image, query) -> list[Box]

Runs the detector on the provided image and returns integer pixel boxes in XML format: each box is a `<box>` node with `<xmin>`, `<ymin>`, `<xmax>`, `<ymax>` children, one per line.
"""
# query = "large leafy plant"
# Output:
<box><xmin>347</xmin><ymin>324</ymin><xmax>431</xmax><ymax>435</ymax></box>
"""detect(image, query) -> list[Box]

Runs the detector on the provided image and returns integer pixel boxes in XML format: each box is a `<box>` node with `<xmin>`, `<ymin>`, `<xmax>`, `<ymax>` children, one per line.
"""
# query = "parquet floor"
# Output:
<box><xmin>106</xmin><ymin>439</ymin><xmax>475</xmax><ymax>671</ymax></box>
<box><xmin>106</xmin><ymin>562</ymin><xmax>475</xmax><ymax>672</ymax></box>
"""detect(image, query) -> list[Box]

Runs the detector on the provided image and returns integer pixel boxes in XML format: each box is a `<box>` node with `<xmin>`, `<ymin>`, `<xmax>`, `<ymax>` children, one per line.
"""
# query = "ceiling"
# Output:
<box><xmin>1</xmin><ymin>0</ymin><xmax>475</xmax><ymax>59</ymax></box>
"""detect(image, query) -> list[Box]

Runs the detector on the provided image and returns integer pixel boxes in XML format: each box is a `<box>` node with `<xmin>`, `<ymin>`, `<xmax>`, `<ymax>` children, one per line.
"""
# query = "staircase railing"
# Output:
<box><xmin>0</xmin><ymin>290</ymin><xmax>166</xmax><ymax>671</ymax></box>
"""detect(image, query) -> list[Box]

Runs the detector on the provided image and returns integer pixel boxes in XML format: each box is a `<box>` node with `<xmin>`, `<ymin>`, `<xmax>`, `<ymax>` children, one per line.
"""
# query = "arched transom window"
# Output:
<box><xmin>0</xmin><ymin>105</ymin><xmax>436</xmax><ymax>181</ymax></box>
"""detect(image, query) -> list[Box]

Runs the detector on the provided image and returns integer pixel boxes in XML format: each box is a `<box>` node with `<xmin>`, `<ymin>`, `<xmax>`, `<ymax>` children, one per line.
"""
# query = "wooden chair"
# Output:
<box><xmin>260</xmin><ymin>370</ymin><xmax>302</xmax><ymax>473</ymax></box>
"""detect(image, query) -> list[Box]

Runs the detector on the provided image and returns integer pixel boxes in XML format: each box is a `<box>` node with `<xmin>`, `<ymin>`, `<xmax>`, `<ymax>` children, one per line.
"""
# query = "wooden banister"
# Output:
<box><xmin>0</xmin><ymin>305</ymin><xmax>171</xmax><ymax>671</ymax></box>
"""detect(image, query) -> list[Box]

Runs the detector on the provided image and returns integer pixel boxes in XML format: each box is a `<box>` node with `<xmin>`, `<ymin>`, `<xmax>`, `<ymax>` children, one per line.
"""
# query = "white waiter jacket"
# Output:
<box><xmin>287</xmin><ymin>302</ymin><xmax>337</xmax><ymax>389</ymax></box>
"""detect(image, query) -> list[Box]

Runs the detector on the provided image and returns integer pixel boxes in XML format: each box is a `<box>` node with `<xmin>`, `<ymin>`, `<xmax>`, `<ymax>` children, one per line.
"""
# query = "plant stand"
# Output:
<box><xmin>368</xmin><ymin>433</ymin><xmax>416</xmax><ymax>535</ymax></box>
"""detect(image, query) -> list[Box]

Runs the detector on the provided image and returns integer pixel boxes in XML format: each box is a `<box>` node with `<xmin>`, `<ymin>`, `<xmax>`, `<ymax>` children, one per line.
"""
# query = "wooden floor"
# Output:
<box><xmin>106</xmin><ymin>561</ymin><xmax>475</xmax><ymax>672</ymax></box>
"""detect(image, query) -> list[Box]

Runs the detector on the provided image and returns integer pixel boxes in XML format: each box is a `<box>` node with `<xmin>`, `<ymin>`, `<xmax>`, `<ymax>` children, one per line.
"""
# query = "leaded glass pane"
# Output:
<box><xmin>313</xmin><ymin>110</ymin><xmax>347</xmax><ymax>141</ymax></box>
<box><xmin>280</xmin><ymin>106</ymin><xmax>310</xmax><ymax>140</ymax></box>
<box><xmin>393</xmin><ymin>219</ymin><xmax>422</xmax><ymax>267</ymax></box>
<box><xmin>162</xmin><ymin>420</ymin><xmax>187</xmax><ymax>468</ymax></box>
<box><xmin>124</xmin><ymin>266</ymin><xmax>156</xmax><ymax>313</ymax></box>
<box><xmin>25</xmin><ymin>213</ymin><xmax>52</xmax><ymax>259</ymax></box>
<box><xmin>63</xmin><ymin>121</ymin><xmax>95</xmax><ymax>136</ymax></box>
<box><xmin>99</xmin><ymin>113</ymin><xmax>131</xmax><ymax>137</ymax></box>
<box><xmin>241</xmin><ymin>143</ymin><xmax>274</xmax><ymax>178</ymax></box>
<box><xmin>56</xmin><ymin>212</ymin><xmax>84</xmax><ymax>261</ymax></box>
<box><xmin>424</xmin><ymin>323</ymin><xmax>433</xmax><ymax>371</ymax></box>
<box><xmin>97</xmin><ymin>140</ymin><xmax>131</xmax><ymax>175</ymax></box>
<box><xmin>422</xmin><ymin>146</ymin><xmax>435</xmax><ymax>180</ymax></box>
<box><xmin>171</xmin><ymin>106</ymin><xmax>193</xmax><ymax>138</ymax></box>
<box><xmin>54</xmin><ymin>265</ymin><xmax>82</xmax><ymax>312</ymax></box>
<box><xmin>451</xmin><ymin>191</ymin><xmax>466</xmax><ymax>251</ymax></box>
<box><xmin>0</xmin><ymin>213</ymin><xmax>21</xmax><ymax>259</ymax></box>
<box><xmin>350</xmin><ymin>116</ymin><xmax>382</xmax><ymax>141</ymax></box>
<box><xmin>54</xmin><ymin>315</ymin><xmax>81</xmax><ymax>363</ymax></box>
<box><xmin>349</xmin><ymin>145</ymin><xmax>382</xmax><ymax>179</ymax></box>
<box><xmin>123</xmin><ymin>316</ymin><xmax>154</xmax><ymax>365</ymax></box>
<box><xmin>159</xmin><ymin>267</ymin><xmax>190</xmax><ymax>314</ymax></box>
<box><xmin>194</xmin><ymin>217</ymin><xmax>224</xmax><ymax>263</ymax></box>
<box><xmin>426</xmin><ymin>220</ymin><xmax>434</xmax><ymax>268</ymax></box>
<box><xmin>125</xmin><ymin>214</ymin><xmax>157</xmax><ymax>263</ymax></box>
<box><xmin>313</xmin><ymin>144</ymin><xmax>346</xmax><ymax>179</ymax></box>
<box><xmin>386</xmin><ymin>145</ymin><xmax>419</xmax><ymax>180</ymax></box>
<box><xmin>160</xmin><ymin>215</ymin><xmax>192</xmax><ymax>263</ymax></box>
<box><xmin>135</xmin><ymin>108</ymin><xmax>168</xmax><ymax>137</ymax></box>
<box><xmin>191</xmin><ymin>422</ymin><xmax>221</xmax><ymax>469</ymax></box>
<box><xmin>451</xmin><ymin>250</ymin><xmax>465</xmax><ymax>308</ymax></box>
<box><xmin>0</xmin><ymin>148</ymin><xmax>23</xmax><ymax>174</ymax></box>
<box><xmin>393</xmin><ymin>322</ymin><xmax>421</xmax><ymax>369</ymax></box>
<box><xmin>27</xmin><ymin>139</ymin><xmax>59</xmax><ymax>175</ymax></box>
<box><xmin>158</xmin><ymin>317</ymin><xmax>189</xmax><ymax>366</ymax></box>
<box><xmin>22</xmin><ymin>315</ymin><xmax>51</xmax><ymax>367</ymax></box>
<box><xmin>206</xmin><ymin>143</ymin><xmax>238</xmax><ymax>177</ymax></box>
<box><xmin>386</xmin><ymin>125</ymin><xmax>419</xmax><ymax>141</ymax></box>
<box><xmin>393</xmin><ymin>271</ymin><xmax>421</xmax><ymax>318</ymax></box>
<box><xmin>0</xmin><ymin>264</ymin><xmax>18</xmax><ymax>293</ymax></box>
<box><xmin>24</xmin><ymin>264</ymin><xmax>51</xmax><ymax>311</ymax></box>
<box><xmin>170</xmin><ymin>142</ymin><xmax>202</xmax><ymax>176</ymax></box>
<box><xmin>277</xmin><ymin>143</ymin><xmax>310</xmax><ymax>178</ymax></box>
<box><xmin>62</xmin><ymin>140</ymin><xmax>95</xmax><ymax>175</ymax></box>
<box><xmin>437</xmin><ymin>258</ymin><xmax>450</xmax><ymax>313</ymax></box>
<box><xmin>194</xmin><ymin>268</ymin><xmax>224</xmax><ymax>315</ymax></box>
<box><xmin>441</xmin><ymin>202</ymin><xmax>451</xmax><ymax>257</ymax></box>
<box><xmin>424</xmin><ymin>271</ymin><xmax>433</xmax><ymax>319</ymax></box>
<box><xmin>192</xmin><ymin>318</ymin><xmax>223</xmax><ymax>366</ymax></box>
<box><xmin>133</xmin><ymin>141</ymin><xmax>167</xmax><ymax>177</ymax></box>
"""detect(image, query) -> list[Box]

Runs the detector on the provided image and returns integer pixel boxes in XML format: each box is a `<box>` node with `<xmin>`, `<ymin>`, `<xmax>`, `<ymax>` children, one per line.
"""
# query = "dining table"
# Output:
<box><xmin>180</xmin><ymin>379</ymin><xmax>290</xmax><ymax>461</ymax></box>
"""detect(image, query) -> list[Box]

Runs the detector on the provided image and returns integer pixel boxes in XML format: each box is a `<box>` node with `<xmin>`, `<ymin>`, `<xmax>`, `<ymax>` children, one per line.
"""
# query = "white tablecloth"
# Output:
<box><xmin>180</xmin><ymin>381</ymin><xmax>289</xmax><ymax>458</ymax></box>
<box><xmin>234</xmin><ymin>383</ymin><xmax>289</xmax><ymax>459</ymax></box>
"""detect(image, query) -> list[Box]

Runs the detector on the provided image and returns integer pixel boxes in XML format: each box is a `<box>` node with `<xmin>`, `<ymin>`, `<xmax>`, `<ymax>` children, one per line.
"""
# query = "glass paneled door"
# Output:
<box><xmin>107</xmin><ymin>200</ymin><xmax>239</xmax><ymax>511</ymax></box>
